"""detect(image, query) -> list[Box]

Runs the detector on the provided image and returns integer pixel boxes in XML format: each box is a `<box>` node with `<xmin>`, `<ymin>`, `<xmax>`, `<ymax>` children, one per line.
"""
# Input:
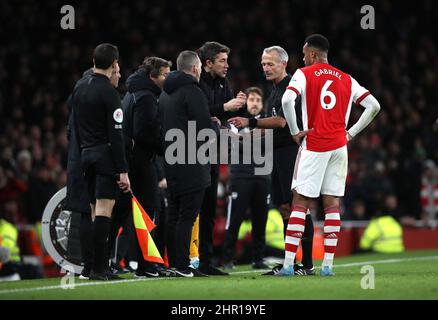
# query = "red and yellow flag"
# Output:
<box><xmin>132</xmin><ymin>196</ymin><xmax>164</xmax><ymax>264</ymax></box>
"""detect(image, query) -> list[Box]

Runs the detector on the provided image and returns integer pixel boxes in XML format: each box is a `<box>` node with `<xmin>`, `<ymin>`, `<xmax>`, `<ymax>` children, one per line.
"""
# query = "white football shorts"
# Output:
<box><xmin>291</xmin><ymin>145</ymin><xmax>348</xmax><ymax>198</ymax></box>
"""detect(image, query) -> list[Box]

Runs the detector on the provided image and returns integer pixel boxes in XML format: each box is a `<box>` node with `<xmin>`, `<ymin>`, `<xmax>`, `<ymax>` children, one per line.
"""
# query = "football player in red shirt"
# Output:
<box><xmin>279</xmin><ymin>34</ymin><xmax>381</xmax><ymax>276</ymax></box>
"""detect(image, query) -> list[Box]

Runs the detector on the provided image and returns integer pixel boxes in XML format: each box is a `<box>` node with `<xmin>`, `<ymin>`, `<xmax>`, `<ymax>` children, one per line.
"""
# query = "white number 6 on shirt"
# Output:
<box><xmin>320</xmin><ymin>80</ymin><xmax>336</xmax><ymax>110</ymax></box>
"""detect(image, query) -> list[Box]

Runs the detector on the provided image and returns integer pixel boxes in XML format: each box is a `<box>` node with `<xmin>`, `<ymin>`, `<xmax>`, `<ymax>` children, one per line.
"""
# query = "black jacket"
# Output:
<box><xmin>123</xmin><ymin>69</ymin><xmax>162</xmax><ymax>160</ymax></box>
<box><xmin>121</xmin><ymin>69</ymin><xmax>164</xmax><ymax>209</ymax></box>
<box><xmin>72</xmin><ymin>73</ymin><xmax>128</xmax><ymax>173</ymax></box>
<box><xmin>159</xmin><ymin>71</ymin><xmax>212</xmax><ymax>196</ymax></box>
<box><xmin>199</xmin><ymin>70</ymin><xmax>245</xmax><ymax>122</ymax></box>
<box><xmin>265</xmin><ymin>74</ymin><xmax>302</xmax><ymax>149</ymax></box>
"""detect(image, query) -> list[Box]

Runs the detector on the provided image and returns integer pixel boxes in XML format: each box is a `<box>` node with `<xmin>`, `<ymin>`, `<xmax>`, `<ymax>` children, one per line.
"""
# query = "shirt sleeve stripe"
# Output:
<box><xmin>356</xmin><ymin>91</ymin><xmax>371</xmax><ymax>105</ymax></box>
<box><xmin>287</xmin><ymin>86</ymin><xmax>301</xmax><ymax>96</ymax></box>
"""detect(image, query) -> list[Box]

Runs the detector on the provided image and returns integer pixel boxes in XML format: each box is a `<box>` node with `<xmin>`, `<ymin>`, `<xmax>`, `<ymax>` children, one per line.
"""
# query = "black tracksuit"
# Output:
<box><xmin>160</xmin><ymin>71</ymin><xmax>211</xmax><ymax>269</ymax></box>
<box><xmin>123</xmin><ymin>69</ymin><xmax>162</xmax><ymax>212</ymax></box>
<box><xmin>110</xmin><ymin>69</ymin><xmax>163</xmax><ymax>272</ymax></box>
<box><xmin>266</xmin><ymin>75</ymin><xmax>297</xmax><ymax>207</ymax></box>
<box><xmin>223</xmin><ymin>111</ymin><xmax>270</xmax><ymax>264</ymax></box>
<box><xmin>265</xmin><ymin>74</ymin><xmax>314</xmax><ymax>268</ymax></box>
<box><xmin>198</xmin><ymin>70</ymin><xmax>245</xmax><ymax>269</ymax></box>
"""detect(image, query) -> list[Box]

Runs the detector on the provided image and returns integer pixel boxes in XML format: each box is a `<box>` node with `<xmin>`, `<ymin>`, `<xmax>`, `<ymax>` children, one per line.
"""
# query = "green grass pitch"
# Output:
<box><xmin>1</xmin><ymin>250</ymin><xmax>438</xmax><ymax>300</ymax></box>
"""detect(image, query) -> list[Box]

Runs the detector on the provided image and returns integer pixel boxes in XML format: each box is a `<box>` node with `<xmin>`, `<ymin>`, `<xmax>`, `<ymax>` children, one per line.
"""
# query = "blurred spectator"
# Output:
<box><xmin>15</xmin><ymin>150</ymin><xmax>33</xmax><ymax>182</ymax></box>
<box><xmin>359</xmin><ymin>194</ymin><xmax>405</xmax><ymax>253</ymax></box>
<box><xmin>344</xmin><ymin>200</ymin><xmax>367</xmax><ymax>220</ymax></box>
<box><xmin>420</xmin><ymin>160</ymin><xmax>438</xmax><ymax>228</ymax></box>
<box><xmin>0</xmin><ymin>210</ymin><xmax>21</xmax><ymax>281</ymax></box>
<box><xmin>0</xmin><ymin>165</ymin><xmax>27</xmax><ymax>222</ymax></box>
<box><xmin>24</xmin><ymin>166</ymin><xmax>58</xmax><ymax>224</ymax></box>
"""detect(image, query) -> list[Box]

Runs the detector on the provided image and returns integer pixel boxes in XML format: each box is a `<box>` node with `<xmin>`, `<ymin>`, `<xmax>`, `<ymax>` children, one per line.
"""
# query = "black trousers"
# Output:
<box><xmin>223</xmin><ymin>178</ymin><xmax>269</xmax><ymax>264</ymax></box>
<box><xmin>109</xmin><ymin>154</ymin><xmax>159</xmax><ymax>271</ymax></box>
<box><xmin>199</xmin><ymin>165</ymin><xmax>219</xmax><ymax>267</ymax></box>
<box><xmin>166</xmin><ymin>189</ymin><xmax>205</xmax><ymax>270</ymax></box>
<box><xmin>109</xmin><ymin>192</ymin><xmax>136</xmax><ymax>263</ymax></box>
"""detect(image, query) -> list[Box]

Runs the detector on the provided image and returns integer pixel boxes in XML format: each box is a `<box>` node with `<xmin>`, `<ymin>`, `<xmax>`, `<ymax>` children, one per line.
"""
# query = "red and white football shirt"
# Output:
<box><xmin>287</xmin><ymin>63</ymin><xmax>369</xmax><ymax>152</ymax></box>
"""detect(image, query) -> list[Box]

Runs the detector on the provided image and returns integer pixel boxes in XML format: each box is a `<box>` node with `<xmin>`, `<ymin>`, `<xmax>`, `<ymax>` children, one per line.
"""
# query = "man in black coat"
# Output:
<box><xmin>111</xmin><ymin>57</ymin><xmax>171</xmax><ymax>277</ymax></box>
<box><xmin>196</xmin><ymin>42</ymin><xmax>247</xmax><ymax>275</ymax></box>
<box><xmin>160</xmin><ymin>51</ymin><xmax>212</xmax><ymax>277</ymax></box>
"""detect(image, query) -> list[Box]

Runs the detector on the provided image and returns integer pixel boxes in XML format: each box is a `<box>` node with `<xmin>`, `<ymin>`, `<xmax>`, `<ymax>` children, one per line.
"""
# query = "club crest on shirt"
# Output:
<box><xmin>271</xmin><ymin>107</ymin><xmax>277</xmax><ymax>117</ymax></box>
<box><xmin>113</xmin><ymin>108</ymin><xmax>123</xmax><ymax>123</ymax></box>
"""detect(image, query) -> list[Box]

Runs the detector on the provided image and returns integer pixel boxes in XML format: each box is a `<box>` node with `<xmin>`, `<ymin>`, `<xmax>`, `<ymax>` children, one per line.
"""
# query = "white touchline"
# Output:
<box><xmin>1</xmin><ymin>255</ymin><xmax>437</xmax><ymax>295</ymax></box>
<box><xmin>232</xmin><ymin>254</ymin><xmax>438</xmax><ymax>274</ymax></box>
<box><xmin>0</xmin><ymin>277</ymin><xmax>173</xmax><ymax>295</ymax></box>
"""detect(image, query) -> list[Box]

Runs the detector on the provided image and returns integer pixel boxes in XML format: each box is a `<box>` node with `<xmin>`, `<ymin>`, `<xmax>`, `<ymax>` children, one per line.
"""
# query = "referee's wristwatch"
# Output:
<box><xmin>248</xmin><ymin>117</ymin><xmax>258</xmax><ymax>128</ymax></box>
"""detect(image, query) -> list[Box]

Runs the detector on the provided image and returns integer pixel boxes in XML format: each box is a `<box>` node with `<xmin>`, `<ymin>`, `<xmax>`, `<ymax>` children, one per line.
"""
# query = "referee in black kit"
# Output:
<box><xmin>71</xmin><ymin>43</ymin><xmax>131</xmax><ymax>281</ymax></box>
<box><xmin>229</xmin><ymin>46</ymin><xmax>315</xmax><ymax>275</ymax></box>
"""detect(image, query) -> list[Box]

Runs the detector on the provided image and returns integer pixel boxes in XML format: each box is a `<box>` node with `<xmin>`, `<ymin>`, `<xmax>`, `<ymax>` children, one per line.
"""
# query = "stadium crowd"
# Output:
<box><xmin>0</xmin><ymin>1</ymin><xmax>437</xmax><ymax>274</ymax></box>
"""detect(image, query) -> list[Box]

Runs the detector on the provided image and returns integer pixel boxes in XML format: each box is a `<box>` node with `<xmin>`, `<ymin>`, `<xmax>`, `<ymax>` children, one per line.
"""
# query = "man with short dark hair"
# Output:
<box><xmin>72</xmin><ymin>43</ymin><xmax>131</xmax><ymax>280</ymax></box>
<box><xmin>159</xmin><ymin>51</ymin><xmax>212</xmax><ymax>277</ymax></box>
<box><xmin>196</xmin><ymin>41</ymin><xmax>246</xmax><ymax>276</ymax></box>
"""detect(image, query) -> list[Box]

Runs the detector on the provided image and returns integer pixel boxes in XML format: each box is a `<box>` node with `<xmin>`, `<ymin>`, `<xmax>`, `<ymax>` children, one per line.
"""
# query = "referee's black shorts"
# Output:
<box><xmin>271</xmin><ymin>144</ymin><xmax>297</xmax><ymax>207</ymax></box>
<box><xmin>81</xmin><ymin>144</ymin><xmax>119</xmax><ymax>203</ymax></box>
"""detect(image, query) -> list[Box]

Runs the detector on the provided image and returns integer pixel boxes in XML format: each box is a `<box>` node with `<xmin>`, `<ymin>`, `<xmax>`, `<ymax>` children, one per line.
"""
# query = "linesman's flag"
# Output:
<box><xmin>131</xmin><ymin>196</ymin><xmax>164</xmax><ymax>264</ymax></box>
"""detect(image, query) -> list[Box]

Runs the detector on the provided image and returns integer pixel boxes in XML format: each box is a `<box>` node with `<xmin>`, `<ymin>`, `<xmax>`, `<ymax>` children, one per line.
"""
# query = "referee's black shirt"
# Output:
<box><xmin>72</xmin><ymin>73</ymin><xmax>128</xmax><ymax>173</ymax></box>
<box><xmin>265</xmin><ymin>74</ymin><xmax>303</xmax><ymax>149</ymax></box>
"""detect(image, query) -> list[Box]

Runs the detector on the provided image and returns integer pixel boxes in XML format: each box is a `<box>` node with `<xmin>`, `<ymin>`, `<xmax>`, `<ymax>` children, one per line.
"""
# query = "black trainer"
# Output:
<box><xmin>199</xmin><ymin>265</ymin><xmax>229</xmax><ymax>276</ymax></box>
<box><xmin>79</xmin><ymin>267</ymin><xmax>91</xmax><ymax>280</ymax></box>
<box><xmin>135</xmin><ymin>270</ymin><xmax>159</xmax><ymax>278</ymax></box>
<box><xmin>191</xmin><ymin>267</ymin><xmax>208</xmax><ymax>277</ymax></box>
<box><xmin>89</xmin><ymin>270</ymin><xmax>123</xmax><ymax>281</ymax></box>
<box><xmin>174</xmin><ymin>266</ymin><xmax>208</xmax><ymax>278</ymax></box>
<box><xmin>294</xmin><ymin>264</ymin><xmax>316</xmax><ymax>276</ymax></box>
<box><xmin>135</xmin><ymin>264</ymin><xmax>160</xmax><ymax>278</ymax></box>
<box><xmin>174</xmin><ymin>268</ymin><xmax>195</xmax><ymax>278</ymax></box>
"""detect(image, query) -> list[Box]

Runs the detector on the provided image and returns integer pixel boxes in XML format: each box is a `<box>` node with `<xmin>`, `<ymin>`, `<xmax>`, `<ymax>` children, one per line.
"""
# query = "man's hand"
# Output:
<box><xmin>224</xmin><ymin>91</ymin><xmax>246</xmax><ymax>112</ymax></box>
<box><xmin>346</xmin><ymin>132</ymin><xmax>353</xmax><ymax>142</ymax></box>
<box><xmin>211</xmin><ymin>117</ymin><xmax>221</xmax><ymax>126</ymax></box>
<box><xmin>158</xmin><ymin>178</ymin><xmax>167</xmax><ymax>189</ymax></box>
<box><xmin>228</xmin><ymin>117</ymin><xmax>249</xmax><ymax>128</ymax></box>
<box><xmin>292</xmin><ymin>128</ymin><xmax>314</xmax><ymax>146</ymax></box>
<box><xmin>236</xmin><ymin>91</ymin><xmax>247</xmax><ymax>101</ymax></box>
<box><xmin>117</xmin><ymin>172</ymin><xmax>131</xmax><ymax>193</ymax></box>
